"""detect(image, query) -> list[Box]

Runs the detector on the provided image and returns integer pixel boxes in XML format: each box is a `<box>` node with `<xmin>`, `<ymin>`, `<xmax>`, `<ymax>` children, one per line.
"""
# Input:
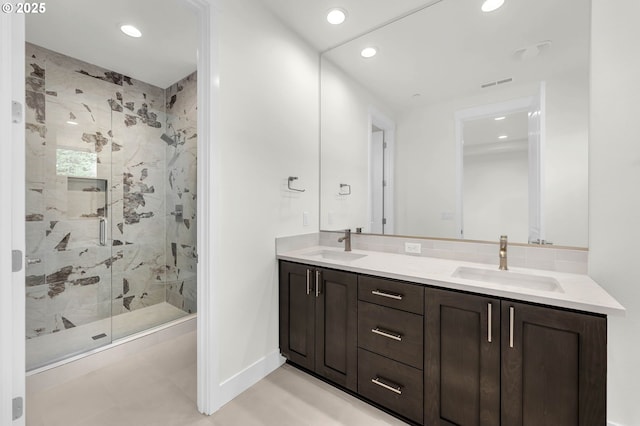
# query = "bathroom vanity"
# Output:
<box><xmin>277</xmin><ymin>246</ymin><xmax>623</xmax><ymax>425</ymax></box>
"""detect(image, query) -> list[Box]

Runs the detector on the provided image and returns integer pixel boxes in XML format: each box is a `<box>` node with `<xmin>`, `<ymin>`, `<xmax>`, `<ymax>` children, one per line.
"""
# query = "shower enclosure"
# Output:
<box><xmin>24</xmin><ymin>43</ymin><xmax>197</xmax><ymax>371</ymax></box>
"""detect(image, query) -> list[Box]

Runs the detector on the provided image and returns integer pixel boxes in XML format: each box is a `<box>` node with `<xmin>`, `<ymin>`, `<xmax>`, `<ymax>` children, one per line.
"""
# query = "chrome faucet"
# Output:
<box><xmin>338</xmin><ymin>229</ymin><xmax>352</xmax><ymax>252</ymax></box>
<box><xmin>499</xmin><ymin>235</ymin><xmax>508</xmax><ymax>270</ymax></box>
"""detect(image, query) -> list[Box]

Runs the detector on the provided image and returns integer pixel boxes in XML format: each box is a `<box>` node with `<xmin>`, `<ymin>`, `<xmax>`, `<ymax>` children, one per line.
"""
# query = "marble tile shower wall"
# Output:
<box><xmin>24</xmin><ymin>43</ymin><xmax>197</xmax><ymax>340</ymax></box>
<box><xmin>165</xmin><ymin>72</ymin><xmax>197</xmax><ymax>314</ymax></box>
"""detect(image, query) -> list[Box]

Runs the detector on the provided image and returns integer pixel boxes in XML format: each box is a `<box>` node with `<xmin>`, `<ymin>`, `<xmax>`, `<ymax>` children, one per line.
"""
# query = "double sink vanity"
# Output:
<box><xmin>277</xmin><ymin>235</ymin><xmax>624</xmax><ymax>425</ymax></box>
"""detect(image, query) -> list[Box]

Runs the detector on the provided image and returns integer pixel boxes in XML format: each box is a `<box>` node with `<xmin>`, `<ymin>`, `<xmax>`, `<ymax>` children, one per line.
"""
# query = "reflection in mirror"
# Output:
<box><xmin>320</xmin><ymin>0</ymin><xmax>590</xmax><ymax>247</ymax></box>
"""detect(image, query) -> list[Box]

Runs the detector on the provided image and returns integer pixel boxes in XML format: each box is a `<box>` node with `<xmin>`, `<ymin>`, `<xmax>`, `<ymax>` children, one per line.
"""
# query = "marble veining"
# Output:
<box><xmin>24</xmin><ymin>43</ymin><xmax>197</xmax><ymax>348</ymax></box>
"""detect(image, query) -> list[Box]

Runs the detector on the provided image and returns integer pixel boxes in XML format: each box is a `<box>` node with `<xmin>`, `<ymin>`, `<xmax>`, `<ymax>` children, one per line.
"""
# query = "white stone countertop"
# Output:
<box><xmin>277</xmin><ymin>245</ymin><xmax>625</xmax><ymax>316</ymax></box>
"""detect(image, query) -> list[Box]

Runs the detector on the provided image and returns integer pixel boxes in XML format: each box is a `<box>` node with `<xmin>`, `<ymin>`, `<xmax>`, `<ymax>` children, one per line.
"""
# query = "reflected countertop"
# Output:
<box><xmin>277</xmin><ymin>245</ymin><xmax>625</xmax><ymax>316</ymax></box>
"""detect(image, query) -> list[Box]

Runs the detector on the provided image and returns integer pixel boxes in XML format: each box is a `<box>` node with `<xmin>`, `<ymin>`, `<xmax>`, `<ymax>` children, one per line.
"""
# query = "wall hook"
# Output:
<box><xmin>287</xmin><ymin>176</ymin><xmax>305</xmax><ymax>192</ymax></box>
<box><xmin>339</xmin><ymin>183</ymin><xmax>351</xmax><ymax>195</ymax></box>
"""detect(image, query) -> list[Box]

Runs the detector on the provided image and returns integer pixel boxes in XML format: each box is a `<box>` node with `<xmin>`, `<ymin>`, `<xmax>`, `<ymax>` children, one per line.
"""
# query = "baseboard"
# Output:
<box><xmin>215</xmin><ymin>349</ymin><xmax>285</xmax><ymax>410</ymax></box>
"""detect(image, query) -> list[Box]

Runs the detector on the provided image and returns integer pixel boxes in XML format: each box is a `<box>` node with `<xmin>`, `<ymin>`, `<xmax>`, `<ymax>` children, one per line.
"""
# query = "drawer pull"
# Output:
<box><xmin>371</xmin><ymin>289</ymin><xmax>403</xmax><ymax>300</ymax></box>
<box><xmin>371</xmin><ymin>377</ymin><xmax>403</xmax><ymax>395</ymax></box>
<box><xmin>371</xmin><ymin>327</ymin><xmax>402</xmax><ymax>341</ymax></box>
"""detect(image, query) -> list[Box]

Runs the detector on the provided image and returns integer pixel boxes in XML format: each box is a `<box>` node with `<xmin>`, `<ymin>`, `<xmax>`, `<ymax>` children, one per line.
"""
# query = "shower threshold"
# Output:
<box><xmin>26</xmin><ymin>302</ymin><xmax>192</xmax><ymax>372</ymax></box>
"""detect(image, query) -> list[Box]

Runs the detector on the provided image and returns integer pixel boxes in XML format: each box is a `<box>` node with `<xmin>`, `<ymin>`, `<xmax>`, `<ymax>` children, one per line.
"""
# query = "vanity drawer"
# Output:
<box><xmin>358</xmin><ymin>348</ymin><xmax>423</xmax><ymax>424</ymax></box>
<box><xmin>358</xmin><ymin>275</ymin><xmax>424</xmax><ymax>315</ymax></box>
<box><xmin>358</xmin><ymin>301</ymin><xmax>423</xmax><ymax>369</ymax></box>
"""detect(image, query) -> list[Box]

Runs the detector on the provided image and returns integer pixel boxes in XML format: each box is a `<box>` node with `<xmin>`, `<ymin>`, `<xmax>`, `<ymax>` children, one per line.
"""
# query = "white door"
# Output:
<box><xmin>1</xmin><ymin>11</ymin><xmax>26</xmax><ymax>426</ymax></box>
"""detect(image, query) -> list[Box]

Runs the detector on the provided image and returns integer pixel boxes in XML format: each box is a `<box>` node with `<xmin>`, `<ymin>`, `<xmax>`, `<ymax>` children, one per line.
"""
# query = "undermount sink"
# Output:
<box><xmin>452</xmin><ymin>266</ymin><xmax>563</xmax><ymax>293</ymax></box>
<box><xmin>304</xmin><ymin>249</ymin><xmax>367</xmax><ymax>262</ymax></box>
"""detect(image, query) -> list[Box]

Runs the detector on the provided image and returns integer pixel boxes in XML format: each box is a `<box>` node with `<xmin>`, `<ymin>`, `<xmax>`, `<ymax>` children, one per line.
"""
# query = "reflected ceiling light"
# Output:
<box><xmin>327</xmin><ymin>8</ymin><xmax>347</xmax><ymax>25</ymax></box>
<box><xmin>120</xmin><ymin>24</ymin><xmax>142</xmax><ymax>38</ymax></box>
<box><xmin>361</xmin><ymin>47</ymin><xmax>377</xmax><ymax>58</ymax></box>
<box><xmin>66</xmin><ymin>121</ymin><xmax>79</xmax><ymax>125</ymax></box>
<box><xmin>481</xmin><ymin>0</ymin><xmax>505</xmax><ymax>12</ymax></box>
<box><xmin>494</xmin><ymin>116</ymin><xmax>506</xmax><ymax>121</ymax></box>
<box><xmin>498</xmin><ymin>135</ymin><xmax>508</xmax><ymax>139</ymax></box>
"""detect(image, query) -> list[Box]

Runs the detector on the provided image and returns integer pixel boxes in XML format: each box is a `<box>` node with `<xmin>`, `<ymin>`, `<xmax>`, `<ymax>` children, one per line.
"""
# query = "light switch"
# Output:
<box><xmin>303</xmin><ymin>211</ymin><xmax>309</xmax><ymax>226</ymax></box>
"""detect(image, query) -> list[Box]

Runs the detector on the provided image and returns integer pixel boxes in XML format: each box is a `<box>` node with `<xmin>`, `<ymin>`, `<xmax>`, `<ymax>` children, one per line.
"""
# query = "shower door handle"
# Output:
<box><xmin>99</xmin><ymin>218</ymin><xmax>107</xmax><ymax>246</ymax></box>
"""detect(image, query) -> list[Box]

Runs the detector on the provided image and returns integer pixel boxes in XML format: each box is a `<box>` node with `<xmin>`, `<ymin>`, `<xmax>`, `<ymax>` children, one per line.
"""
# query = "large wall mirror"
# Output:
<box><xmin>320</xmin><ymin>0</ymin><xmax>590</xmax><ymax>247</ymax></box>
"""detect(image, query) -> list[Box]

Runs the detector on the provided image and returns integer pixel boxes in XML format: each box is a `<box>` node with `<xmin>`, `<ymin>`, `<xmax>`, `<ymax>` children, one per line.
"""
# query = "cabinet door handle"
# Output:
<box><xmin>371</xmin><ymin>289</ymin><xmax>403</xmax><ymax>300</ymax></box>
<box><xmin>371</xmin><ymin>377</ymin><xmax>402</xmax><ymax>395</ymax></box>
<box><xmin>509</xmin><ymin>306</ymin><xmax>515</xmax><ymax>348</ymax></box>
<box><xmin>315</xmin><ymin>270</ymin><xmax>321</xmax><ymax>297</ymax></box>
<box><xmin>306</xmin><ymin>269</ymin><xmax>311</xmax><ymax>295</ymax></box>
<box><xmin>487</xmin><ymin>302</ymin><xmax>492</xmax><ymax>343</ymax></box>
<box><xmin>371</xmin><ymin>327</ymin><xmax>403</xmax><ymax>342</ymax></box>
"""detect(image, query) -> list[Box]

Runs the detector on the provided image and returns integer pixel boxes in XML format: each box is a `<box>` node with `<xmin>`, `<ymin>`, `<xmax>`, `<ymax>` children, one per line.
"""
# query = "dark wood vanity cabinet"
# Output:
<box><xmin>280</xmin><ymin>260</ymin><xmax>607</xmax><ymax>426</ymax></box>
<box><xmin>424</xmin><ymin>288</ymin><xmax>501</xmax><ymax>426</ymax></box>
<box><xmin>357</xmin><ymin>275</ymin><xmax>425</xmax><ymax>424</ymax></box>
<box><xmin>279</xmin><ymin>261</ymin><xmax>358</xmax><ymax>391</ymax></box>
<box><xmin>500</xmin><ymin>301</ymin><xmax>607</xmax><ymax>425</ymax></box>
<box><xmin>425</xmin><ymin>288</ymin><xmax>607</xmax><ymax>426</ymax></box>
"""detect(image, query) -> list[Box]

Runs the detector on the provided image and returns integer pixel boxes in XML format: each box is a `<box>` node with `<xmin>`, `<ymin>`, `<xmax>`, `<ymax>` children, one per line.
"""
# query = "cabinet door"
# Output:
<box><xmin>425</xmin><ymin>288</ymin><xmax>501</xmax><ymax>426</ymax></box>
<box><xmin>315</xmin><ymin>268</ymin><xmax>358</xmax><ymax>391</ymax></box>
<box><xmin>279</xmin><ymin>261</ymin><xmax>315</xmax><ymax>371</ymax></box>
<box><xmin>501</xmin><ymin>301</ymin><xmax>607</xmax><ymax>426</ymax></box>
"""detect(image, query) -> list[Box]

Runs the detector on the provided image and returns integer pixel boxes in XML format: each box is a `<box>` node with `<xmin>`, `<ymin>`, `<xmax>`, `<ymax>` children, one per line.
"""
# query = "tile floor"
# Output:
<box><xmin>27</xmin><ymin>330</ymin><xmax>408</xmax><ymax>426</ymax></box>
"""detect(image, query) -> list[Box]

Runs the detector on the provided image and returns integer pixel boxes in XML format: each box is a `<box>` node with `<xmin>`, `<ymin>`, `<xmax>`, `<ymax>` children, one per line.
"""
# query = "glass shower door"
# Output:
<box><xmin>25</xmin><ymin>44</ymin><xmax>115</xmax><ymax>370</ymax></box>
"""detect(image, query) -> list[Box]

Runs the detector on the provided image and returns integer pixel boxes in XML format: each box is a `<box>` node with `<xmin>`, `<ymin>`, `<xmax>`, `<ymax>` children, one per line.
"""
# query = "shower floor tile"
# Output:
<box><xmin>27</xmin><ymin>302</ymin><xmax>189</xmax><ymax>371</ymax></box>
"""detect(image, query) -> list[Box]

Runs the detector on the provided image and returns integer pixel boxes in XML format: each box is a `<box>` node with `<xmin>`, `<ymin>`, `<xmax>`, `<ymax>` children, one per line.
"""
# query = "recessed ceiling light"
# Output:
<box><xmin>498</xmin><ymin>135</ymin><xmax>508</xmax><ymax>139</ymax></box>
<box><xmin>481</xmin><ymin>0</ymin><xmax>505</xmax><ymax>12</ymax></box>
<box><xmin>327</xmin><ymin>8</ymin><xmax>347</xmax><ymax>25</ymax></box>
<box><xmin>120</xmin><ymin>24</ymin><xmax>142</xmax><ymax>38</ymax></box>
<box><xmin>494</xmin><ymin>116</ymin><xmax>506</xmax><ymax>121</ymax></box>
<box><xmin>361</xmin><ymin>47</ymin><xmax>377</xmax><ymax>58</ymax></box>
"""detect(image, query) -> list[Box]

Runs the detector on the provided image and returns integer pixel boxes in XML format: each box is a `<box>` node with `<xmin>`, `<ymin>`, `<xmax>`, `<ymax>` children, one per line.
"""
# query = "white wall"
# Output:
<box><xmin>320</xmin><ymin>59</ymin><xmax>395</xmax><ymax>232</ymax></box>
<box><xmin>214</xmin><ymin>0</ymin><xmax>319</xmax><ymax>383</ymax></box>
<box><xmin>589</xmin><ymin>0</ymin><xmax>640</xmax><ymax>424</ymax></box>
<box><xmin>395</xmin><ymin>72</ymin><xmax>589</xmax><ymax>247</ymax></box>
<box><xmin>463</xmin><ymin>148</ymin><xmax>529</xmax><ymax>242</ymax></box>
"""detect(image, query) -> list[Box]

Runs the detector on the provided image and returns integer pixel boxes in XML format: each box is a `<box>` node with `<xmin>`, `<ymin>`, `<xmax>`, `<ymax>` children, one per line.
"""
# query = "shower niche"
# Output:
<box><xmin>24</xmin><ymin>42</ymin><xmax>198</xmax><ymax>371</ymax></box>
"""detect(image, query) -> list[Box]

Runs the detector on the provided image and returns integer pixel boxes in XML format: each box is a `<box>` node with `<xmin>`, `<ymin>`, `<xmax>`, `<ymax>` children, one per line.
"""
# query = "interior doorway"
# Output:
<box><xmin>368</xmin><ymin>109</ymin><xmax>395</xmax><ymax>234</ymax></box>
<box><xmin>455</xmin><ymin>83</ymin><xmax>545</xmax><ymax>243</ymax></box>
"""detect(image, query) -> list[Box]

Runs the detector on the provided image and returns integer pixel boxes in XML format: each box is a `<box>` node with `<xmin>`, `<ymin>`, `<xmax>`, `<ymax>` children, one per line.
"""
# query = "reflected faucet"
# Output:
<box><xmin>499</xmin><ymin>235</ymin><xmax>508</xmax><ymax>270</ymax></box>
<box><xmin>338</xmin><ymin>229</ymin><xmax>352</xmax><ymax>252</ymax></box>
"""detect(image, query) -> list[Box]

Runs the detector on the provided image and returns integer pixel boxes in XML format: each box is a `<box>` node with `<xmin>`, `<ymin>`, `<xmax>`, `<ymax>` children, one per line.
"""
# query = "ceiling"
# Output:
<box><xmin>320</xmin><ymin>0</ymin><xmax>590</xmax><ymax>112</ymax></box>
<box><xmin>25</xmin><ymin>0</ymin><xmax>198</xmax><ymax>88</ymax></box>
<box><xmin>464</xmin><ymin>110</ymin><xmax>529</xmax><ymax>147</ymax></box>
<box><xmin>258</xmin><ymin>0</ymin><xmax>442</xmax><ymax>52</ymax></box>
<box><xmin>24</xmin><ymin>0</ymin><xmax>589</xmax><ymax>107</ymax></box>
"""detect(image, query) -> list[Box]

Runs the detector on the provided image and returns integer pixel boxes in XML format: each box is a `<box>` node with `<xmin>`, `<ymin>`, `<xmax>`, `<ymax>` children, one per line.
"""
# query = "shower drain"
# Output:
<box><xmin>91</xmin><ymin>333</ymin><xmax>108</xmax><ymax>340</ymax></box>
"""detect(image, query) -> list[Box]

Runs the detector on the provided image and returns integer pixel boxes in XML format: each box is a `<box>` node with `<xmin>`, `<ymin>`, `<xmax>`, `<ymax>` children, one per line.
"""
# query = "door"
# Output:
<box><xmin>24</xmin><ymin>42</ymin><xmax>116</xmax><ymax>370</ymax></box>
<box><xmin>501</xmin><ymin>301</ymin><xmax>607</xmax><ymax>425</ymax></box>
<box><xmin>425</xmin><ymin>288</ymin><xmax>501</xmax><ymax>426</ymax></box>
<box><xmin>315</xmin><ymin>268</ymin><xmax>357</xmax><ymax>391</ymax></box>
<box><xmin>369</xmin><ymin>110</ymin><xmax>395</xmax><ymax>234</ymax></box>
<box><xmin>279</xmin><ymin>261</ymin><xmax>315</xmax><ymax>371</ymax></box>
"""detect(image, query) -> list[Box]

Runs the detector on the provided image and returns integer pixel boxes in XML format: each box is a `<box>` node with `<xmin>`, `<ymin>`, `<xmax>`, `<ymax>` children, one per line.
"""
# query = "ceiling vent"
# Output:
<box><xmin>481</xmin><ymin>77</ymin><xmax>513</xmax><ymax>89</ymax></box>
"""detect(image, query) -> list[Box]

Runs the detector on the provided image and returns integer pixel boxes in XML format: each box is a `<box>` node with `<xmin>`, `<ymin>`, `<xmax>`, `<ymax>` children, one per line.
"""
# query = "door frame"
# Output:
<box><xmin>2</xmin><ymin>0</ymin><xmax>221</xmax><ymax>421</ymax></box>
<box><xmin>454</xmin><ymin>91</ymin><xmax>544</xmax><ymax>242</ymax></box>
<box><xmin>1</xmin><ymin>10</ymin><xmax>26</xmax><ymax>426</ymax></box>
<box><xmin>368</xmin><ymin>107</ymin><xmax>395</xmax><ymax>234</ymax></box>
